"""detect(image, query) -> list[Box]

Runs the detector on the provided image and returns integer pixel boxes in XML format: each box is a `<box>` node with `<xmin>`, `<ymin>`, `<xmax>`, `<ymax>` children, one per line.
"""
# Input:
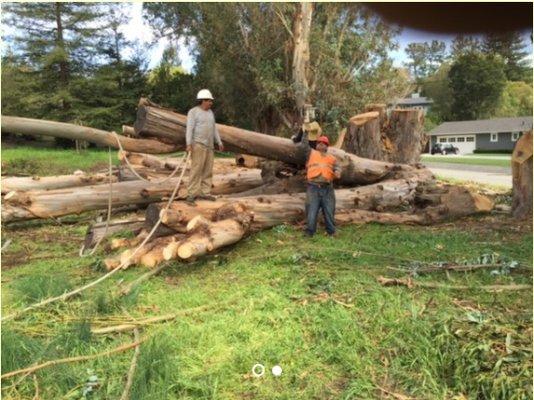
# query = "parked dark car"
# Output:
<box><xmin>431</xmin><ymin>143</ymin><xmax>459</xmax><ymax>155</ymax></box>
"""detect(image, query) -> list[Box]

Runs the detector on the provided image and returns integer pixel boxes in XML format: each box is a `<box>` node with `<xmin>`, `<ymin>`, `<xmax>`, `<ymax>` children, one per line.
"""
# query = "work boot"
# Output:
<box><xmin>198</xmin><ymin>194</ymin><xmax>217</xmax><ymax>201</ymax></box>
<box><xmin>185</xmin><ymin>196</ymin><xmax>197</xmax><ymax>206</ymax></box>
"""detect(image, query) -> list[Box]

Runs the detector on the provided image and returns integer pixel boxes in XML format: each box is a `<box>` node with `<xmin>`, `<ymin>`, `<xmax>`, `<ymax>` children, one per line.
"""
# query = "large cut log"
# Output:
<box><xmin>128</xmin><ymin>182</ymin><xmax>494</xmax><ymax>269</ymax></box>
<box><xmin>511</xmin><ymin>131</ymin><xmax>533</xmax><ymax>219</ymax></box>
<box><xmin>145</xmin><ymin>177</ymin><xmax>424</xmax><ymax>236</ymax></box>
<box><xmin>134</xmin><ymin>99</ymin><xmax>431</xmax><ymax>185</ymax></box>
<box><xmin>340</xmin><ymin>107</ymin><xmax>427</xmax><ymax>164</ymax></box>
<box><xmin>1</xmin><ymin>171</ymin><xmax>128</xmax><ymax>194</ymax></box>
<box><xmin>1</xmin><ymin>116</ymin><xmax>180</xmax><ymax>154</ymax></box>
<box><xmin>2</xmin><ymin>170</ymin><xmax>263</xmax><ymax>223</ymax></box>
<box><xmin>170</xmin><ymin>216</ymin><xmax>252</xmax><ymax>260</ymax></box>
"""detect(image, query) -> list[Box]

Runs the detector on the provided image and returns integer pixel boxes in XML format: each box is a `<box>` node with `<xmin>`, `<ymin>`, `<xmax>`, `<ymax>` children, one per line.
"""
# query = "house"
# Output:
<box><xmin>388</xmin><ymin>93</ymin><xmax>433</xmax><ymax>115</ymax></box>
<box><xmin>428</xmin><ymin>116</ymin><xmax>533</xmax><ymax>154</ymax></box>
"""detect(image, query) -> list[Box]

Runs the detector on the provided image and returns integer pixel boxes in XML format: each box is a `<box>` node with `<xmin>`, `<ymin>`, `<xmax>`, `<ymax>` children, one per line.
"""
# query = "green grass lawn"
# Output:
<box><xmin>1</xmin><ymin>145</ymin><xmax>531</xmax><ymax>399</ymax></box>
<box><xmin>1</xmin><ymin>146</ymin><xmax>119</xmax><ymax>176</ymax></box>
<box><xmin>2</xmin><ymin>216</ymin><xmax>532</xmax><ymax>399</ymax></box>
<box><xmin>421</xmin><ymin>154</ymin><xmax>511</xmax><ymax>168</ymax></box>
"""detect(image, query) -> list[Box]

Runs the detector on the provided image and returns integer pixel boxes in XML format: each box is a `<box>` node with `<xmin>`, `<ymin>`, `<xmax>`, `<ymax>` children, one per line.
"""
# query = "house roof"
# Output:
<box><xmin>429</xmin><ymin>116</ymin><xmax>533</xmax><ymax>136</ymax></box>
<box><xmin>388</xmin><ymin>97</ymin><xmax>433</xmax><ymax>106</ymax></box>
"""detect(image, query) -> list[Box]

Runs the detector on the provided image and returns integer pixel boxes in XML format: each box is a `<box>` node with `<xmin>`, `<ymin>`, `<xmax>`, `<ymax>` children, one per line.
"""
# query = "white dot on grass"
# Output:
<box><xmin>272</xmin><ymin>365</ymin><xmax>282</xmax><ymax>376</ymax></box>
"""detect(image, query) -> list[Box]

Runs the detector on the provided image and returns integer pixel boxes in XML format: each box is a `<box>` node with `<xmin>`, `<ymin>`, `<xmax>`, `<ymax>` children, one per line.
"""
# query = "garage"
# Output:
<box><xmin>436</xmin><ymin>135</ymin><xmax>476</xmax><ymax>154</ymax></box>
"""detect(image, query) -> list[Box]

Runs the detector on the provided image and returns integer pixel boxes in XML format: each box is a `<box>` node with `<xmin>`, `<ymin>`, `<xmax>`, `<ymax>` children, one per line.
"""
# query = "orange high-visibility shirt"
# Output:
<box><xmin>306</xmin><ymin>149</ymin><xmax>337</xmax><ymax>182</ymax></box>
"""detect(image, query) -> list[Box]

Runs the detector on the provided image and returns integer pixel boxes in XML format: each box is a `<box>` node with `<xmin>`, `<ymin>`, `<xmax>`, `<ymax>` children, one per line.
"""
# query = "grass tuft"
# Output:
<box><xmin>13</xmin><ymin>273</ymin><xmax>73</xmax><ymax>305</ymax></box>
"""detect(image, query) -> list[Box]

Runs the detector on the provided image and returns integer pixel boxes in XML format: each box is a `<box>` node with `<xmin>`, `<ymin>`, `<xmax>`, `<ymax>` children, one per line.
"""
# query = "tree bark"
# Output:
<box><xmin>134</xmin><ymin>99</ymin><xmax>431</xmax><ymax>185</ymax></box>
<box><xmin>1</xmin><ymin>116</ymin><xmax>180</xmax><ymax>154</ymax></box>
<box><xmin>1</xmin><ymin>171</ymin><xmax>133</xmax><ymax>193</ymax></box>
<box><xmin>512</xmin><ymin>131</ymin><xmax>533</xmax><ymax>219</ymax></box>
<box><xmin>119</xmin><ymin>151</ymin><xmax>239</xmax><ymax>175</ymax></box>
<box><xmin>123</xmin><ymin>181</ymin><xmax>493</xmax><ymax>269</ymax></box>
<box><xmin>340</xmin><ymin>107</ymin><xmax>427</xmax><ymax>165</ymax></box>
<box><xmin>2</xmin><ymin>170</ymin><xmax>263</xmax><ymax>223</ymax></box>
<box><xmin>122</xmin><ymin>125</ymin><xmax>137</xmax><ymax>137</ymax></box>
<box><xmin>292</xmin><ymin>2</ymin><xmax>313</xmax><ymax>115</ymax></box>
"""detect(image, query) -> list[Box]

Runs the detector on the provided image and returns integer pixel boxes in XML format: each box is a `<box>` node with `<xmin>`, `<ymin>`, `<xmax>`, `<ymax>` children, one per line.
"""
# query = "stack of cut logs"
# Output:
<box><xmin>3</xmin><ymin>99</ymin><xmax>515</xmax><ymax>271</ymax></box>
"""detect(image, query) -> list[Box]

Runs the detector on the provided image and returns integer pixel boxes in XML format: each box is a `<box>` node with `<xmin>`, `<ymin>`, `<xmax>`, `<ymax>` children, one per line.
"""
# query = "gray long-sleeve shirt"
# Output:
<box><xmin>185</xmin><ymin>106</ymin><xmax>223</xmax><ymax>149</ymax></box>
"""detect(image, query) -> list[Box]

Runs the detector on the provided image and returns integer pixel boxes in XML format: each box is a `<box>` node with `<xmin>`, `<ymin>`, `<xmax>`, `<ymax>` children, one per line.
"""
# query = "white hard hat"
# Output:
<box><xmin>196</xmin><ymin>89</ymin><xmax>214</xmax><ymax>100</ymax></box>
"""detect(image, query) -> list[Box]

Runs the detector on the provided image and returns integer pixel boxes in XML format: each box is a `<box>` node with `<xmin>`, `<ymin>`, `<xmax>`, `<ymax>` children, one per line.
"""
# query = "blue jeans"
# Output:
<box><xmin>306</xmin><ymin>183</ymin><xmax>336</xmax><ymax>235</ymax></box>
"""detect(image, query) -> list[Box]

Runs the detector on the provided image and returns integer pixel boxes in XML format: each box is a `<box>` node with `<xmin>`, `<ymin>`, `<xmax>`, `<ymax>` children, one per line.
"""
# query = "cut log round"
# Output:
<box><xmin>176</xmin><ymin>218</ymin><xmax>250</xmax><ymax>260</ymax></box>
<box><xmin>1</xmin><ymin>116</ymin><xmax>180</xmax><ymax>154</ymax></box>
<box><xmin>511</xmin><ymin>131</ymin><xmax>533</xmax><ymax>219</ymax></box>
<box><xmin>186</xmin><ymin>215</ymin><xmax>211</xmax><ymax>232</ymax></box>
<box><xmin>122</xmin><ymin>125</ymin><xmax>137</xmax><ymax>137</ymax></box>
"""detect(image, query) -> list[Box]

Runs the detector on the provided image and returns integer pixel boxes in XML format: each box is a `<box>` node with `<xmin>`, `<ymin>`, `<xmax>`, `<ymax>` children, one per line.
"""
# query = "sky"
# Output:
<box><xmin>121</xmin><ymin>3</ymin><xmax>532</xmax><ymax>72</ymax></box>
<box><xmin>3</xmin><ymin>3</ymin><xmax>532</xmax><ymax>72</ymax></box>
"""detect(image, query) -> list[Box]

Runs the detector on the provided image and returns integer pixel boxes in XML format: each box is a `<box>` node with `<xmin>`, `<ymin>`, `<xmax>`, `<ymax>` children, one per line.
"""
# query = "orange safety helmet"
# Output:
<box><xmin>316</xmin><ymin>136</ymin><xmax>330</xmax><ymax>146</ymax></box>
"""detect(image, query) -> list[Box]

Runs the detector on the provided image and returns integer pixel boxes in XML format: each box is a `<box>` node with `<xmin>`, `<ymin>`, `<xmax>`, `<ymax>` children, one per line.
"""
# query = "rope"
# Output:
<box><xmin>112</xmin><ymin>131</ymin><xmax>184</xmax><ymax>183</ymax></box>
<box><xmin>2</xmin><ymin>152</ymin><xmax>191</xmax><ymax>322</ymax></box>
<box><xmin>79</xmin><ymin>133</ymin><xmax>186</xmax><ymax>256</ymax></box>
<box><xmin>79</xmin><ymin>147</ymin><xmax>113</xmax><ymax>257</ymax></box>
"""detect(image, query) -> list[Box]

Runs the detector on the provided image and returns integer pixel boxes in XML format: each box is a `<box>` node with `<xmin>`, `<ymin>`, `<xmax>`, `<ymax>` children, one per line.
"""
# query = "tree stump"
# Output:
<box><xmin>340</xmin><ymin>106</ymin><xmax>426</xmax><ymax>165</ymax></box>
<box><xmin>512</xmin><ymin>131</ymin><xmax>533</xmax><ymax>219</ymax></box>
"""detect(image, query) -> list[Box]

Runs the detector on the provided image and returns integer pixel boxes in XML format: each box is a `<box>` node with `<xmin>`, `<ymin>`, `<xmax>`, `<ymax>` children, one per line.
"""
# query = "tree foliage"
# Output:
<box><xmin>143</xmin><ymin>2</ymin><xmax>410</xmax><ymax>136</ymax></box>
<box><xmin>1</xmin><ymin>3</ymin><xmax>149</xmax><ymax>137</ymax></box>
<box><xmin>404</xmin><ymin>40</ymin><xmax>448</xmax><ymax>81</ymax></box>
<box><xmin>482</xmin><ymin>32</ymin><xmax>531</xmax><ymax>81</ymax></box>
<box><xmin>448</xmin><ymin>53</ymin><xmax>507</xmax><ymax>120</ymax></box>
<box><xmin>494</xmin><ymin>81</ymin><xmax>533</xmax><ymax>118</ymax></box>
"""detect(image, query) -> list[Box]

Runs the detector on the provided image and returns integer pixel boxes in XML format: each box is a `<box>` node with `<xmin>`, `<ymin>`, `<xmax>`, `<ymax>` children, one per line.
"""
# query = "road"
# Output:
<box><xmin>422</xmin><ymin>162</ymin><xmax>512</xmax><ymax>188</ymax></box>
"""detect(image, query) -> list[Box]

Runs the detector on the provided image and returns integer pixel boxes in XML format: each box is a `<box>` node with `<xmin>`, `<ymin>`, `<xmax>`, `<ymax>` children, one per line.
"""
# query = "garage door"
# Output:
<box><xmin>437</xmin><ymin>136</ymin><xmax>476</xmax><ymax>154</ymax></box>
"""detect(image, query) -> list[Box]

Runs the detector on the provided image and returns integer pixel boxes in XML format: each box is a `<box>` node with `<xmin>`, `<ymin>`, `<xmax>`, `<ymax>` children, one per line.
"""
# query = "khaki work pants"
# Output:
<box><xmin>188</xmin><ymin>143</ymin><xmax>214</xmax><ymax>197</ymax></box>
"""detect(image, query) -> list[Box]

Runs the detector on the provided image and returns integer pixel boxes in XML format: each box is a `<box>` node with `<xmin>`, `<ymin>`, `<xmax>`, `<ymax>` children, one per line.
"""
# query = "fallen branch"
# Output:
<box><xmin>410</xmin><ymin>264</ymin><xmax>503</xmax><ymax>274</ymax></box>
<box><xmin>91</xmin><ymin>314</ymin><xmax>176</xmax><ymax>335</ymax></box>
<box><xmin>119</xmin><ymin>262</ymin><xmax>171</xmax><ymax>296</ymax></box>
<box><xmin>119</xmin><ymin>328</ymin><xmax>141</xmax><ymax>400</ymax></box>
<box><xmin>376</xmin><ymin>276</ymin><xmax>531</xmax><ymax>291</ymax></box>
<box><xmin>1</xmin><ymin>337</ymin><xmax>146</xmax><ymax>379</ymax></box>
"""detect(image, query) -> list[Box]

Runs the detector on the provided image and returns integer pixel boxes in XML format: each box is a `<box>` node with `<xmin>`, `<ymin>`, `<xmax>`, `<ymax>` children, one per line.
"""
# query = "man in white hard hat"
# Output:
<box><xmin>185</xmin><ymin>89</ymin><xmax>224</xmax><ymax>205</ymax></box>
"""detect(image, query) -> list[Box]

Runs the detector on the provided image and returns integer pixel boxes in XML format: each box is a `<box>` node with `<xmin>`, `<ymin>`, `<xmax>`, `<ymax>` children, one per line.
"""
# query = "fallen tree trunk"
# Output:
<box><xmin>2</xmin><ymin>170</ymin><xmax>263</xmax><ymax>223</ymax></box>
<box><xmin>511</xmin><ymin>131</ymin><xmax>532</xmax><ymax>219</ymax></box>
<box><xmin>1</xmin><ymin>116</ymin><xmax>180</xmax><ymax>154</ymax></box>
<box><xmin>110</xmin><ymin>181</ymin><xmax>493</xmax><ymax>269</ymax></box>
<box><xmin>134</xmin><ymin>98</ymin><xmax>431</xmax><ymax>185</ymax></box>
<box><xmin>119</xmin><ymin>151</ymin><xmax>240</xmax><ymax>175</ymax></box>
<box><xmin>1</xmin><ymin>171</ymin><xmax>127</xmax><ymax>194</ymax></box>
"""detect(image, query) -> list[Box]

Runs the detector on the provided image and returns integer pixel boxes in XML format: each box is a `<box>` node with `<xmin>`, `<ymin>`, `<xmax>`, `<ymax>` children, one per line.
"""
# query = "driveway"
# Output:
<box><xmin>422</xmin><ymin>162</ymin><xmax>512</xmax><ymax>188</ymax></box>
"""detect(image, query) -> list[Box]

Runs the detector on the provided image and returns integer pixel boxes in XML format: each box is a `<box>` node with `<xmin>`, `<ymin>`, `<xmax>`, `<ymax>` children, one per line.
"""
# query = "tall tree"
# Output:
<box><xmin>143</xmin><ymin>3</ymin><xmax>409</xmax><ymax>136</ymax></box>
<box><xmin>450</xmin><ymin>35</ymin><xmax>482</xmax><ymax>58</ymax></box>
<box><xmin>2</xmin><ymin>3</ymin><xmax>110</xmax><ymax>122</ymax></box>
<box><xmin>404</xmin><ymin>40</ymin><xmax>448</xmax><ymax>82</ymax></box>
<box><xmin>494</xmin><ymin>81</ymin><xmax>533</xmax><ymax>118</ymax></box>
<box><xmin>422</xmin><ymin>63</ymin><xmax>453</xmax><ymax>122</ymax></box>
<box><xmin>448</xmin><ymin>53</ymin><xmax>506</xmax><ymax>120</ymax></box>
<box><xmin>483</xmin><ymin>32</ymin><xmax>530</xmax><ymax>81</ymax></box>
<box><xmin>2</xmin><ymin>3</ymin><xmax>149</xmax><ymax>133</ymax></box>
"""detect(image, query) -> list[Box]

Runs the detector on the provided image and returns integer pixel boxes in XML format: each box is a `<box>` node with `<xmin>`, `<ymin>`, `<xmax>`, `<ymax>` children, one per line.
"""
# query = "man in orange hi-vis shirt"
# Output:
<box><xmin>305</xmin><ymin>135</ymin><xmax>341</xmax><ymax>237</ymax></box>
